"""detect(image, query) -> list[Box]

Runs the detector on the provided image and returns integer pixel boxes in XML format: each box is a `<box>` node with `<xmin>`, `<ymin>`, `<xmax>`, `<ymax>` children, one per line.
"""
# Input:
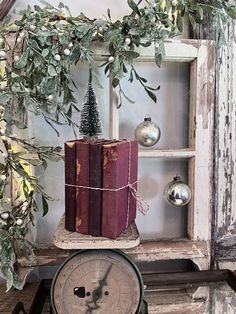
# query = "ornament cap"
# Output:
<box><xmin>173</xmin><ymin>175</ymin><xmax>181</xmax><ymax>181</ymax></box>
<box><xmin>144</xmin><ymin>116</ymin><xmax>151</xmax><ymax>122</ymax></box>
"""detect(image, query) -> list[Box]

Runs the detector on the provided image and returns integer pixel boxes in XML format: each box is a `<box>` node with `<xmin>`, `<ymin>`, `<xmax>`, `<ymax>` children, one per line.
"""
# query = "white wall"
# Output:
<box><xmin>9</xmin><ymin>0</ymin><xmax>190</xmax><ymax>243</ymax></box>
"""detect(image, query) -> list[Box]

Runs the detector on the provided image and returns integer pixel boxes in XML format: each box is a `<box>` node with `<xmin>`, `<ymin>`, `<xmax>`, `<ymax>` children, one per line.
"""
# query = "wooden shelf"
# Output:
<box><xmin>53</xmin><ymin>214</ymin><xmax>140</xmax><ymax>250</ymax></box>
<box><xmin>138</xmin><ymin>148</ymin><xmax>195</xmax><ymax>158</ymax></box>
<box><xmin>18</xmin><ymin>239</ymin><xmax>210</xmax><ymax>271</ymax></box>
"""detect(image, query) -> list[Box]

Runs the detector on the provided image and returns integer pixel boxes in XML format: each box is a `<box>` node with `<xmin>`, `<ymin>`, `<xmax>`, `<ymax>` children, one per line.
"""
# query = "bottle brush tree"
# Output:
<box><xmin>79</xmin><ymin>69</ymin><xmax>102</xmax><ymax>138</ymax></box>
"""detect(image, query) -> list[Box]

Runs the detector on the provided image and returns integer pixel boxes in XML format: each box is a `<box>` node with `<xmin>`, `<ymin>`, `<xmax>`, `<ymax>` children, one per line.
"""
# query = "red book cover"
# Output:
<box><xmin>88</xmin><ymin>139</ymin><xmax>117</xmax><ymax>236</ymax></box>
<box><xmin>88</xmin><ymin>141</ymin><xmax>103</xmax><ymax>236</ymax></box>
<box><xmin>64</xmin><ymin>141</ymin><xmax>76</xmax><ymax>232</ymax></box>
<box><xmin>101</xmin><ymin>140</ymin><xmax>138</xmax><ymax>239</ymax></box>
<box><xmin>75</xmin><ymin>140</ymin><xmax>90</xmax><ymax>234</ymax></box>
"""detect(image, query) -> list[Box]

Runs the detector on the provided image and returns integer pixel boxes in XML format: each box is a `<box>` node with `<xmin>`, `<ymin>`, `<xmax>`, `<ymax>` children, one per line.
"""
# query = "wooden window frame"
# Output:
<box><xmin>107</xmin><ymin>39</ymin><xmax>215</xmax><ymax>269</ymax></box>
<box><xmin>17</xmin><ymin>39</ymin><xmax>215</xmax><ymax>272</ymax></box>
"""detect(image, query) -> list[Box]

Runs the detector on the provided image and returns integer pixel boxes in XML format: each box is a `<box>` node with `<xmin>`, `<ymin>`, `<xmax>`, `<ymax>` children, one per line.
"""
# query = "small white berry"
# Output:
<box><xmin>29</xmin><ymin>25</ymin><xmax>36</xmax><ymax>31</ymax></box>
<box><xmin>0</xmin><ymin>50</ymin><xmax>6</xmax><ymax>58</ymax></box>
<box><xmin>64</xmin><ymin>49</ymin><xmax>70</xmax><ymax>56</ymax></box>
<box><xmin>47</xmin><ymin>95</ymin><xmax>53</xmax><ymax>102</ymax></box>
<box><xmin>98</xmin><ymin>27</ymin><xmax>103</xmax><ymax>33</ymax></box>
<box><xmin>2</xmin><ymin>152</ymin><xmax>7</xmax><ymax>158</ymax></box>
<box><xmin>1</xmin><ymin>212</ymin><xmax>9</xmax><ymax>219</ymax></box>
<box><xmin>14</xmin><ymin>55</ymin><xmax>20</xmax><ymax>62</ymax></box>
<box><xmin>19</xmin><ymin>32</ymin><xmax>25</xmax><ymax>38</ymax></box>
<box><xmin>68</xmin><ymin>42</ymin><xmax>73</xmax><ymax>48</ymax></box>
<box><xmin>16</xmin><ymin>218</ymin><xmax>23</xmax><ymax>226</ymax></box>
<box><xmin>21</xmin><ymin>205</ymin><xmax>27</xmax><ymax>214</ymax></box>
<box><xmin>0</xmin><ymin>174</ymin><xmax>6</xmax><ymax>181</ymax></box>
<box><xmin>23</xmin><ymin>201</ymin><xmax>28</xmax><ymax>206</ymax></box>
<box><xmin>108</xmin><ymin>56</ymin><xmax>115</xmax><ymax>63</ymax></box>
<box><xmin>92</xmin><ymin>31</ymin><xmax>98</xmax><ymax>38</ymax></box>
<box><xmin>54</xmin><ymin>54</ymin><xmax>61</xmax><ymax>61</ymax></box>
<box><xmin>125</xmin><ymin>37</ymin><xmax>131</xmax><ymax>45</ymax></box>
<box><xmin>17</xmin><ymin>37</ymin><xmax>22</xmax><ymax>43</ymax></box>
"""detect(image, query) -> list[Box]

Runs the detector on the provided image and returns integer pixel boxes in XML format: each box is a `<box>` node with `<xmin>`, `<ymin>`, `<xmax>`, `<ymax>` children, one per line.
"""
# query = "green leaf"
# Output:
<box><xmin>145</xmin><ymin>88</ymin><xmax>157</xmax><ymax>103</ymax></box>
<box><xmin>70</xmin><ymin>45</ymin><xmax>81</xmax><ymax>63</ymax></box>
<box><xmin>121</xmin><ymin>50</ymin><xmax>140</xmax><ymax>59</ymax></box>
<box><xmin>14</xmin><ymin>50</ymin><xmax>29</xmax><ymax>69</ymax></box>
<box><xmin>1</xmin><ymin>266</ymin><xmax>14</xmax><ymax>292</ymax></box>
<box><xmin>188</xmin><ymin>13</ymin><xmax>197</xmax><ymax>30</ymax></box>
<box><xmin>0</xmin><ymin>93</ymin><xmax>11</xmax><ymax>105</ymax></box>
<box><xmin>127</xmin><ymin>0</ymin><xmax>141</xmax><ymax>16</ymax></box>
<box><xmin>42</xmin><ymin>195</ymin><xmax>49</xmax><ymax>216</ymax></box>
<box><xmin>225</xmin><ymin>6</ymin><xmax>236</xmax><ymax>19</ymax></box>
<box><xmin>42</xmin><ymin>48</ymin><xmax>50</xmax><ymax>57</ymax></box>
<box><xmin>140</xmin><ymin>77</ymin><xmax>147</xmax><ymax>83</ymax></box>
<box><xmin>107</xmin><ymin>8</ymin><xmax>111</xmax><ymax>20</ymax></box>
<box><xmin>176</xmin><ymin>13</ymin><xmax>183</xmax><ymax>32</ymax></box>
<box><xmin>112</xmin><ymin>78</ymin><xmax>120</xmax><ymax>88</ymax></box>
<box><xmin>48</xmin><ymin>65</ymin><xmax>57</xmax><ymax>77</ymax></box>
<box><xmin>155</xmin><ymin>52</ymin><xmax>163</xmax><ymax>68</ymax></box>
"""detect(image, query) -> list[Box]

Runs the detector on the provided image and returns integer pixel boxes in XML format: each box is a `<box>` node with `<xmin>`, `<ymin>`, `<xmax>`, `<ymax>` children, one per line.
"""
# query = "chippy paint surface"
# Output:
<box><xmin>214</xmin><ymin>21</ymin><xmax>236</xmax><ymax>269</ymax></box>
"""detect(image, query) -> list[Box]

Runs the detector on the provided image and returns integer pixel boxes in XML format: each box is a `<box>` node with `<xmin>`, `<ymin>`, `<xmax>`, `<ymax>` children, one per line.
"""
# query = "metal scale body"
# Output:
<box><xmin>51</xmin><ymin>249</ymin><xmax>147</xmax><ymax>314</ymax></box>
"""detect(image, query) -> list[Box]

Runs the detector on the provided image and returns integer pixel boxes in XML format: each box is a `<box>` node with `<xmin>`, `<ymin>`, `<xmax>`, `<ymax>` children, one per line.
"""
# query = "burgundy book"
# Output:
<box><xmin>64</xmin><ymin>140</ymin><xmax>76</xmax><ymax>232</ymax></box>
<box><xmin>88</xmin><ymin>139</ymin><xmax>116</xmax><ymax>236</ymax></box>
<box><xmin>101</xmin><ymin>140</ymin><xmax>138</xmax><ymax>239</ymax></box>
<box><xmin>75</xmin><ymin>140</ymin><xmax>90</xmax><ymax>234</ymax></box>
<box><xmin>88</xmin><ymin>141</ymin><xmax>103</xmax><ymax>236</ymax></box>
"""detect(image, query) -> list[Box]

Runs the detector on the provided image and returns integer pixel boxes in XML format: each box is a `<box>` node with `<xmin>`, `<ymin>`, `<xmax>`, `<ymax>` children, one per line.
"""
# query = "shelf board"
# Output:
<box><xmin>23</xmin><ymin>149</ymin><xmax>195</xmax><ymax>160</ymax></box>
<box><xmin>18</xmin><ymin>238</ymin><xmax>209</xmax><ymax>270</ymax></box>
<box><xmin>93</xmin><ymin>39</ymin><xmax>199</xmax><ymax>63</ymax></box>
<box><xmin>53</xmin><ymin>214</ymin><xmax>140</xmax><ymax>250</ymax></box>
<box><xmin>138</xmin><ymin>148</ymin><xmax>195</xmax><ymax>158</ymax></box>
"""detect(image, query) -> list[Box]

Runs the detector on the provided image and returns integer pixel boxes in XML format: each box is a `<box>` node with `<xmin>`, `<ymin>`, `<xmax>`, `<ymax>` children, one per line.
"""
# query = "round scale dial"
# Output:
<box><xmin>51</xmin><ymin>249</ymin><xmax>143</xmax><ymax>314</ymax></box>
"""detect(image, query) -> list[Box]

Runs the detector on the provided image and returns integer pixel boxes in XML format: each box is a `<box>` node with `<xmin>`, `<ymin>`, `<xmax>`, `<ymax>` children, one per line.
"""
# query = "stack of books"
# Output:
<box><xmin>64</xmin><ymin>139</ymin><xmax>138</xmax><ymax>239</ymax></box>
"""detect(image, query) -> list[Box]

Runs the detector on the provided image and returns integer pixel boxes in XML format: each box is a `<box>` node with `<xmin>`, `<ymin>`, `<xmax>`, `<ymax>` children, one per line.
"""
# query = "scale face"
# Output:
<box><xmin>51</xmin><ymin>249</ymin><xmax>143</xmax><ymax>314</ymax></box>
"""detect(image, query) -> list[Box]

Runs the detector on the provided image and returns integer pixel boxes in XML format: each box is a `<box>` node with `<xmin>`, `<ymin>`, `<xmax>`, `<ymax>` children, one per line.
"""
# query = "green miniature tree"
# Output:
<box><xmin>79</xmin><ymin>69</ymin><xmax>102</xmax><ymax>138</ymax></box>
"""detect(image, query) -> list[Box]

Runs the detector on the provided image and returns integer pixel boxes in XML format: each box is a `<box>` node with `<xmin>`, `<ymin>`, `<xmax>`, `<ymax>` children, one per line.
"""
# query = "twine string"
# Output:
<box><xmin>126</xmin><ymin>142</ymin><xmax>132</xmax><ymax>228</ymax></box>
<box><xmin>65</xmin><ymin>181</ymin><xmax>149</xmax><ymax>214</ymax></box>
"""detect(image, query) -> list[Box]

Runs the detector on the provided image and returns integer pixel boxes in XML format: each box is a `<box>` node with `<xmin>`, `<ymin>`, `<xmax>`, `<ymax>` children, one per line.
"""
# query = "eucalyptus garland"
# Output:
<box><xmin>0</xmin><ymin>0</ymin><xmax>235</xmax><ymax>290</ymax></box>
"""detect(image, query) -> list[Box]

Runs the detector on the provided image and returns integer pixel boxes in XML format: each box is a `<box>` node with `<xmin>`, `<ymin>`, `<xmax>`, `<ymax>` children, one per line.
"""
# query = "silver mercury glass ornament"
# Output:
<box><xmin>164</xmin><ymin>176</ymin><xmax>191</xmax><ymax>206</ymax></box>
<box><xmin>135</xmin><ymin>116</ymin><xmax>161</xmax><ymax>147</ymax></box>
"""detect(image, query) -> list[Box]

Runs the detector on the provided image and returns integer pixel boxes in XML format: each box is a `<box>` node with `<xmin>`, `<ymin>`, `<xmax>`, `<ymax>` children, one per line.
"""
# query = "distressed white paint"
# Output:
<box><xmin>214</xmin><ymin>21</ymin><xmax>236</xmax><ymax>268</ymax></box>
<box><xmin>138</xmin><ymin>148</ymin><xmax>195</xmax><ymax>158</ymax></box>
<box><xmin>188</xmin><ymin>42</ymin><xmax>215</xmax><ymax>242</ymax></box>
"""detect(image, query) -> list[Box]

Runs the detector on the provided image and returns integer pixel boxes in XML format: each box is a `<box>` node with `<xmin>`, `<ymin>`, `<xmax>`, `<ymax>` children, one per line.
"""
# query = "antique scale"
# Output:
<box><xmin>51</xmin><ymin>249</ymin><xmax>146</xmax><ymax>314</ymax></box>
